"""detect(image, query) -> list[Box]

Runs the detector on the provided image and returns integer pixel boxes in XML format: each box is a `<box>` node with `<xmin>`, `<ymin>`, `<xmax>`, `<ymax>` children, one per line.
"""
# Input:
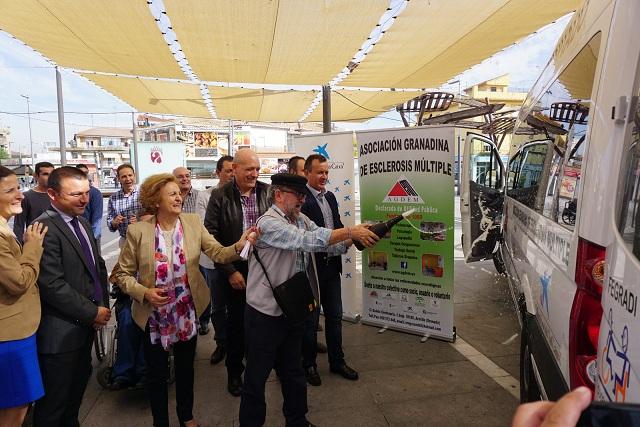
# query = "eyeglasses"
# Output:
<box><xmin>60</xmin><ymin>191</ymin><xmax>90</xmax><ymax>199</ymax></box>
<box><xmin>279</xmin><ymin>189</ymin><xmax>306</xmax><ymax>200</ymax></box>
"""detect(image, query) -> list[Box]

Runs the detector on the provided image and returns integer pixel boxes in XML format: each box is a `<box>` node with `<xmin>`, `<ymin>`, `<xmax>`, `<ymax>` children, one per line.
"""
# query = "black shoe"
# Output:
<box><xmin>316</xmin><ymin>341</ymin><xmax>327</xmax><ymax>354</ymax></box>
<box><xmin>227</xmin><ymin>376</ymin><xmax>243</xmax><ymax>397</ymax></box>
<box><xmin>110</xmin><ymin>377</ymin><xmax>133</xmax><ymax>390</ymax></box>
<box><xmin>305</xmin><ymin>366</ymin><xmax>322</xmax><ymax>386</ymax></box>
<box><xmin>210</xmin><ymin>346</ymin><xmax>226</xmax><ymax>365</ymax></box>
<box><xmin>198</xmin><ymin>324</ymin><xmax>210</xmax><ymax>335</ymax></box>
<box><xmin>330</xmin><ymin>363</ymin><xmax>359</xmax><ymax>381</ymax></box>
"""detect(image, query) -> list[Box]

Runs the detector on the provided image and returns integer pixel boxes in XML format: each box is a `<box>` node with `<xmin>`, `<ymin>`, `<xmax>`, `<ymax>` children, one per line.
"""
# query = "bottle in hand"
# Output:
<box><xmin>353</xmin><ymin>209</ymin><xmax>415</xmax><ymax>251</ymax></box>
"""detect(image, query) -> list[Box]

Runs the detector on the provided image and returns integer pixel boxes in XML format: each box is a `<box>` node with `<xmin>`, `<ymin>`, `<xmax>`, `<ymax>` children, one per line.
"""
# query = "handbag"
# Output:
<box><xmin>253</xmin><ymin>248</ymin><xmax>317</xmax><ymax>323</ymax></box>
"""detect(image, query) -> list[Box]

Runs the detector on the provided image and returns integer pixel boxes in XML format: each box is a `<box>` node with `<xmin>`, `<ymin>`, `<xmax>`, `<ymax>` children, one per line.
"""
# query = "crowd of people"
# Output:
<box><xmin>0</xmin><ymin>155</ymin><xmax>595</xmax><ymax>427</ymax></box>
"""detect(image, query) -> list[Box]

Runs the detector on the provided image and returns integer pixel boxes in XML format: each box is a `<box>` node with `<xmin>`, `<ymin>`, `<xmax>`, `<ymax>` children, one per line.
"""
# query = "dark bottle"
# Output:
<box><xmin>353</xmin><ymin>209</ymin><xmax>415</xmax><ymax>251</ymax></box>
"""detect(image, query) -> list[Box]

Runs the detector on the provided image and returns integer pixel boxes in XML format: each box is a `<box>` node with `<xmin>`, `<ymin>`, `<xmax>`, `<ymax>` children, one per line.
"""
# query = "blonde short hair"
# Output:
<box><xmin>139</xmin><ymin>173</ymin><xmax>178</xmax><ymax>215</ymax></box>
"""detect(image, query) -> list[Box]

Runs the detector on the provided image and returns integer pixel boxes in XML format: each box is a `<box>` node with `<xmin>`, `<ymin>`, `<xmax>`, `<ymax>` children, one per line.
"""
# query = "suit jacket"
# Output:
<box><xmin>301</xmin><ymin>187</ymin><xmax>344</xmax><ymax>276</ymax></box>
<box><xmin>112</xmin><ymin>213</ymin><xmax>240</xmax><ymax>330</ymax></box>
<box><xmin>0</xmin><ymin>219</ymin><xmax>43</xmax><ymax>341</ymax></box>
<box><xmin>36</xmin><ymin>209</ymin><xmax>109</xmax><ymax>354</ymax></box>
<box><xmin>204</xmin><ymin>180</ymin><xmax>270</xmax><ymax>277</ymax></box>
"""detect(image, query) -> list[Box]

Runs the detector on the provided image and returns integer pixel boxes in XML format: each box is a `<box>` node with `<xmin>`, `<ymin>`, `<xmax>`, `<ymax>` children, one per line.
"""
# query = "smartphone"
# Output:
<box><xmin>578</xmin><ymin>401</ymin><xmax>640</xmax><ymax>426</ymax></box>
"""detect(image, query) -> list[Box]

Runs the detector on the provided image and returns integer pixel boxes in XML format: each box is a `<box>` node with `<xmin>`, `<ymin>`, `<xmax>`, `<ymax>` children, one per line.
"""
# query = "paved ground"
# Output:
<box><xmin>27</xmin><ymin>198</ymin><xmax>522</xmax><ymax>426</ymax></box>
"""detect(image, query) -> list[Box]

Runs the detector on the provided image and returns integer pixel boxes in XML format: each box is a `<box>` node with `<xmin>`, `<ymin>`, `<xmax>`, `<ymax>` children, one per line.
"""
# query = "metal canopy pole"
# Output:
<box><xmin>56</xmin><ymin>67</ymin><xmax>67</xmax><ymax>166</ymax></box>
<box><xmin>322</xmin><ymin>85</ymin><xmax>331</xmax><ymax>133</ymax></box>
<box><xmin>132</xmin><ymin>112</ymin><xmax>139</xmax><ymax>173</ymax></box>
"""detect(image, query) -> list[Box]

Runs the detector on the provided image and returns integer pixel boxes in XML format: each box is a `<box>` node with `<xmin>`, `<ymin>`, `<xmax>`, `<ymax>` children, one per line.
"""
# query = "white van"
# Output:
<box><xmin>460</xmin><ymin>0</ymin><xmax>640</xmax><ymax>404</ymax></box>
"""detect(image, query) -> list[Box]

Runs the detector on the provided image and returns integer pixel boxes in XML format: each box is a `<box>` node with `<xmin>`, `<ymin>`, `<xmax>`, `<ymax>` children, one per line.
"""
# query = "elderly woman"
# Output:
<box><xmin>0</xmin><ymin>166</ymin><xmax>47</xmax><ymax>426</ymax></box>
<box><xmin>113</xmin><ymin>173</ymin><xmax>255</xmax><ymax>427</ymax></box>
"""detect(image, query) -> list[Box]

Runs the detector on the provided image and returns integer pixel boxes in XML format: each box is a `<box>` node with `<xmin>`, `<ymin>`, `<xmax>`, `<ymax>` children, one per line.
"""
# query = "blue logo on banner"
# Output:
<box><xmin>313</xmin><ymin>143</ymin><xmax>330</xmax><ymax>159</ymax></box>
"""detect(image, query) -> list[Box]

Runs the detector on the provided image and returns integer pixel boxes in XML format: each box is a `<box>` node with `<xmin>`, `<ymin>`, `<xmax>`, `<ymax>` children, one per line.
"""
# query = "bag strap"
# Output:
<box><xmin>252</xmin><ymin>248</ymin><xmax>275</xmax><ymax>290</ymax></box>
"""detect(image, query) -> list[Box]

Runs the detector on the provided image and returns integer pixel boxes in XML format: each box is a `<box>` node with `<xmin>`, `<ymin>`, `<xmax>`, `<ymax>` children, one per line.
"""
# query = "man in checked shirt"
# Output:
<box><xmin>106</xmin><ymin>163</ymin><xmax>146</xmax><ymax>390</ymax></box>
<box><xmin>107</xmin><ymin>164</ymin><xmax>144</xmax><ymax>249</ymax></box>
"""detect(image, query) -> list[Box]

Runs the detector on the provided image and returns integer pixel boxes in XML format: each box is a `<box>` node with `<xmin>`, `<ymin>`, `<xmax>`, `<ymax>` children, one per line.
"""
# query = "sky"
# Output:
<box><xmin>0</xmin><ymin>13</ymin><xmax>571</xmax><ymax>154</ymax></box>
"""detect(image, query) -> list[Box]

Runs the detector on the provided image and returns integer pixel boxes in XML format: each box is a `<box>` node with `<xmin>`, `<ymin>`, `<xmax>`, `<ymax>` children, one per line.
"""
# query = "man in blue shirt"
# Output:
<box><xmin>76</xmin><ymin>164</ymin><xmax>103</xmax><ymax>250</ymax></box>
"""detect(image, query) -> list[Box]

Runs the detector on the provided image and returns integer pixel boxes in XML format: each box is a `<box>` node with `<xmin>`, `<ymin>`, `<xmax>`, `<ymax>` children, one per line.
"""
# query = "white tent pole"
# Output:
<box><xmin>56</xmin><ymin>67</ymin><xmax>67</xmax><ymax>166</ymax></box>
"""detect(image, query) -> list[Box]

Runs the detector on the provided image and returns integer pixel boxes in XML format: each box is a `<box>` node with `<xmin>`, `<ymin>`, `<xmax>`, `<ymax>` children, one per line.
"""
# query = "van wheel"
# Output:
<box><xmin>520</xmin><ymin>325</ymin><xmax>542</xmax><ymax>402</ymax></box>
<box><xmin>492</xmin><ymin>249</ymin><xmax>507</xmax><ymax>276</ymax></box>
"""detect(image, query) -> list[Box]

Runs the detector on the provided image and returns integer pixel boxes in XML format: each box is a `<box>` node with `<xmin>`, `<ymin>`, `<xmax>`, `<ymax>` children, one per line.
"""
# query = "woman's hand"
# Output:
<box><xmin>144</xmin><ymin>287</ymin><xmax>170</xmax><ymax>307</ymax></box>
<box><xmin>23</xmin><ymin>221</ymin><xmax>48</xmax><ymax>246</ymax></box>
<box><xmin>235</xmin><ymin>226</ymin><xmax>259</xmax><ymax>253</ymax></box>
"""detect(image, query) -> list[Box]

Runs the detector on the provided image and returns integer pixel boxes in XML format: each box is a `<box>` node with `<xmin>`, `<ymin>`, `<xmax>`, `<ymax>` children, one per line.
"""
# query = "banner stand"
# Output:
<box><xmin>294</xmin><ymin>132</ymin><xmax>361</xmax><ymax>321</ymax></box>
<box><xmin>362</xmin><ymin>321</ymin><xmax>457</xmax><ymax>343</ymax></box>
<box><xmin>356</xmin><ymin>126</ymin><xmax>456</xmax><ymax>342</ymax></box>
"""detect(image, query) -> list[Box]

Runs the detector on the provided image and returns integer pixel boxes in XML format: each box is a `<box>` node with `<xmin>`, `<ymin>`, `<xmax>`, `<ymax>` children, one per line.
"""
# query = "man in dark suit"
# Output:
<box><xmin>301</xmin><ymin>154</ymin><xmax>358</xmax><ymax>386</ymax></box>
<box><xmin>33</xmin><ymin>167</ymin><xmax>110</xmax><ymax>427</ymax></box>
<box><xmin>204</xmin><ymin>148</ymin><xmax>270</xmax><ymax>397</ymax></box>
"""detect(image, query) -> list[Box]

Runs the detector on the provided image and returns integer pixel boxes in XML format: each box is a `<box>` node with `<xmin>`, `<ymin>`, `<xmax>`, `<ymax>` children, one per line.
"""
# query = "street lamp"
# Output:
<box><xmin>20</xmin><ymin>94</ymin><xmax>34</xmax><ymax>167</ymax></box>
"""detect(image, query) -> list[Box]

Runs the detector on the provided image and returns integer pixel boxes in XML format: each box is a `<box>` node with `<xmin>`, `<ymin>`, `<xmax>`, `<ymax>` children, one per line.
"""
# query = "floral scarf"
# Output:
<box><xmin>149</xmin><ymin>219</ymin><xmax>197</xmax><ymax>350</ymax></box>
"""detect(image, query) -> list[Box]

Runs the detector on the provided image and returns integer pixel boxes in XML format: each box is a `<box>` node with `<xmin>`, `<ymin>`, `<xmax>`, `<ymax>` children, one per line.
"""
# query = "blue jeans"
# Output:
<box><xmin>200</xmin><ymin>266</ymin><xmax>227</xmax><ymax>346</ymax></box>
<box><xmin>302</xmin><ymin>272</ymin><xmax>344</xmax><ymax>369</ymax></box>
<box><xmin>111</xmin><ymin>297</ymin><xmax>146</xmax><ymax>382</ymax></box>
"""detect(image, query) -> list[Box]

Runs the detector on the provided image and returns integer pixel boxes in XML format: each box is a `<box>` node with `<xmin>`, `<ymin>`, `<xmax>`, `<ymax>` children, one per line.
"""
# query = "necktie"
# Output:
<box><xmin>317</xmin><ymin>193</ymin><xmax>334</xmax><ymax>229</ymax></box>
<box><xmin>70</xmin><ymin>217</ymin><xmax>103</xmax><ymax>303</ymax></box>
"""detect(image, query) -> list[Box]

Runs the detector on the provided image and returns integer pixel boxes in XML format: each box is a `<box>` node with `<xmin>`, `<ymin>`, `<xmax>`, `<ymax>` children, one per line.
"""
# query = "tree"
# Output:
<box><xmin>0</xmin><ymin>147</ymin><xmax>9</xmax><ymax>160</ymax></box>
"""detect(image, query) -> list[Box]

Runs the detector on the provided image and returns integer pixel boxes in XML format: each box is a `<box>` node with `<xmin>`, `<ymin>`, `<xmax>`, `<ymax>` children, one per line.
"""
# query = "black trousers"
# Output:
<box><xmin>143</xmin><ymin>325</ymin><xmax>197</xmax><ymax>427</ymax></box>
<box><xmin>33</xmin><ymin>333</ymin><xmax>93</xmax><ymax>427</ymax></box>
<box><xmin>224</xmin><ymin>266</ymin><xmax>247</xmax><ymax>378</ymax></box>
<box><xmin>239</xmin><ymin>305</ymin><xmax>308</xmax><ymax>427</ymax></box>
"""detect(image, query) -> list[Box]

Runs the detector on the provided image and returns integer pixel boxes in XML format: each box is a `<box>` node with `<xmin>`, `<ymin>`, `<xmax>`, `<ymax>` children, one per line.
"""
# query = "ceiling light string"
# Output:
<box><xmin>147</xmin><ymin>0</ymin><xmax>217</xmax><ymax>118</ymax></box>
<box><xmin>298</xmin><ymin>0</ymin><xmax>409</xmax><ymax>121</ymax></box>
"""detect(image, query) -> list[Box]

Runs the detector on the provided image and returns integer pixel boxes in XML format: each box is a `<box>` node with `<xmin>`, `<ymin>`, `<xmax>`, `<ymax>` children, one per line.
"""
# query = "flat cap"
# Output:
<box><xmin>271</xmin><ymin>173</ymin><xmax>307</xmax><ymax>193</ymax></box>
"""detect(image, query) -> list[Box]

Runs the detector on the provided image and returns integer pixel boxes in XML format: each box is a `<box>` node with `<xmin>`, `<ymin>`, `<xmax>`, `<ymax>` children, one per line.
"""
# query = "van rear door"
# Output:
<box><xmin>597</xmin><ymin>91</ymin><xmax>640</xmax><ymax>404</ymax></box>
<box><xmin>460</xmin><ymin>132</ymin><xmax>505</xmax><ymax>262</ymax></box>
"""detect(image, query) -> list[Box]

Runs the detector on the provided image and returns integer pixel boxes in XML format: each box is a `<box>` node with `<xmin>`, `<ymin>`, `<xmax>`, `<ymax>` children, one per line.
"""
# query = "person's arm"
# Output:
<box><xmin>196</xmin><ymin>190</ymin><xmax>210</xmax><ymax>222</ymax></box>
<box><xmin>37</xmin><ymin>228</ymin><xmax>98</xmax><ymax>325</ymax></box>
<box><xmin>204</xmin><ymin>188</ymin><xmax>238</xmax><ymax>277</ymax></box>
<box><xmin>111</xmin><ymin>227</ymin><xmax>149</xmax><ymax>304</ymax></box>
<box><xmin>0</xmin><ymin>234</ymin><xmax>42</xmax><ymax>296</ymax></box>
<box><xmin>200</xmin><ymin>222</ymin><xmax>241</xmax><ymax>264</ymax></box>
<box><xmin>106</xmin><ymin>196</ymin><xmax>118</xmax><ymax>232</ymax></box>
<box><xmin>12</xmin><ymin>195</ymin><xmax>29</xmax><ymax>243</ymax></box>
<box><xmin>90</xmin><ymin>189</ymin><xmax>103</xmax><ymax>238</ymax></box>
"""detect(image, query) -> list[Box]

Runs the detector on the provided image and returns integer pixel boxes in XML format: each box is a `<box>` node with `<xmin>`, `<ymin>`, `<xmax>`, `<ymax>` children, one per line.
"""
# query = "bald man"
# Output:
<box><xmin>204</xmin><ymin>149</ymin><xmax>270</xmax><ymax>397</ymax></box>
<box><xmin>173</xmin><ymin>167</ymin><xmax>199</xmax><ymax>214</ymax></box>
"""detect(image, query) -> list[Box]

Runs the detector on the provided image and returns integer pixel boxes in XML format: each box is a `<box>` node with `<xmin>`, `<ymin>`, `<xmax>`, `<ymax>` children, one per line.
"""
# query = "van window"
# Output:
<box><xmin>617</xmin><ymin>93</ymin><xmax>640</xmax><ymax>259</ymax></box>
<box><xmin>468</xmin><ymin>136</ymin><xmax>502</xmax><ymax>190</ymax></box>
<box><xmin>507</xmin><ymin>142</ymin><xmax>551</xmax><ymax>211</ymax></box>
<box><xmin>510</xmin><ymin>33</ymin><xmax>601</xmax><ymax>230</ymax></box>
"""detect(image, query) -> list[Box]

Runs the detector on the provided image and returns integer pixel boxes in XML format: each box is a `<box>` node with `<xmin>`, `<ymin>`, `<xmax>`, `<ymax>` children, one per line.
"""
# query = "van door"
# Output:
<box><xmin>597</xmin><ymin>92</ymin><xmax>640</xmax><ymax>404</ymax></box>
<box><xmin>461</xmin><ymin>133</ymin><xmax>504</xmax><ymax>262</ymax></box>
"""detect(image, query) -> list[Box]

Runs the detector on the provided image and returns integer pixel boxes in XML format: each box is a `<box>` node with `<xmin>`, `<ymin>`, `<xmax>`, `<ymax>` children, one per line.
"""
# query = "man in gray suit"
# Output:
<box><xmin>33</xmin><ymin>167</ymin><xmax>110</xmax><ymax>427</ymax></box>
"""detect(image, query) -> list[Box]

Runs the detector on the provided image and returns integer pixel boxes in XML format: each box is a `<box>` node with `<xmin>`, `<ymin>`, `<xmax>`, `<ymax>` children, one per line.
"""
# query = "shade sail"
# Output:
<box><xmin>0</xmin><ymin>0</ymin><xmax>183</xmax><ymax>78</ymax></box>
<box><xmin>211</xmin><ymin>87</ymin><xmax>318</xmax><ymax>122</ymax></box>
<box><xmin>343</xmin><ymin>0</ymin><xmax>582</xmax><ymax>88</ymax></box>
<box><xmin>82</xmin><ymin>74</ymin><xmax>210</xmax><ymax>118</ymax></box>
<box><xmin>2</xmin><ymin>0</ymin><xmax>582</xmax><ymax>122</ymax></box>
<box><xmin>305</xmin><ymin>91</ymin><xmax>418</xmax><ymax>122</ymax></box>
<box><xmin>164</xmin><ymin>0</ymin><xmax>388</xmax><ymax>85</ymax></box>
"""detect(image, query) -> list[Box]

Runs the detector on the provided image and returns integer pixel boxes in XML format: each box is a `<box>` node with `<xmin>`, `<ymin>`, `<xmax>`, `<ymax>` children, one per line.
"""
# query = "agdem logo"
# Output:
<box><xmin>384</xmin><ymin>175</ymin><xmax>423</xmax><ymax>204</ymax></box>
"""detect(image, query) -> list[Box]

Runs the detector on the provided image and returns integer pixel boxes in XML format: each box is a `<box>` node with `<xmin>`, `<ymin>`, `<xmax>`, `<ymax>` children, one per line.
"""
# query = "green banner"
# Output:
<box><xmin>357</xmin><ymin>126</ymin><xmax>455</xmax><ymax>340</ymax></box>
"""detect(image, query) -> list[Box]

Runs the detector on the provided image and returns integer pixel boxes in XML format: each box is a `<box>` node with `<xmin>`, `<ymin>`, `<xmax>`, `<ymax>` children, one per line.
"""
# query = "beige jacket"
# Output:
<box><xmin>112</xmin><ymin>213</ymin><xmax>239</xmax><ymax>329</ymax></box>
<box><xmin>0</xmin><ymin>218</ymin><xmax>43</xmax><ymax>341</ymax></box>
